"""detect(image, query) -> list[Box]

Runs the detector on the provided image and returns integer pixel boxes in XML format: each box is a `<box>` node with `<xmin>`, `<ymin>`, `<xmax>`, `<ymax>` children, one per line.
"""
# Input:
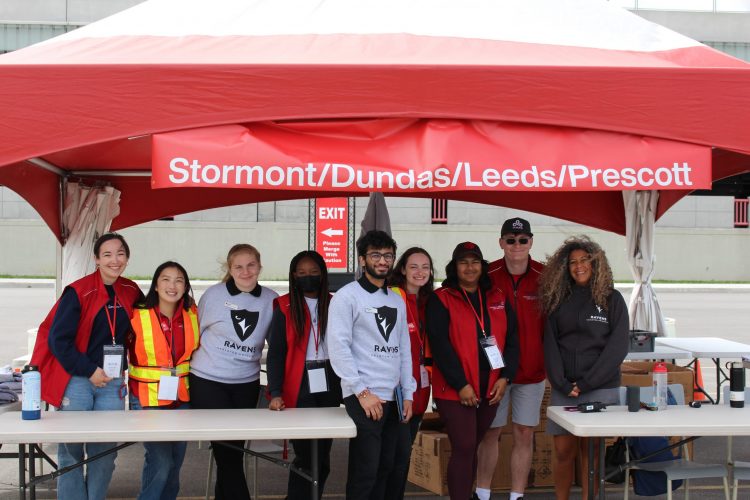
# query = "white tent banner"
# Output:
<box><xmin>61</xmin><ymin>182</ymin><xmax>122</xmax><ymax>287</ymax></box>
<box><xmin>624</xmin><ymin>190</ymin><xmax>667</xmax><ymax>336</ymax></box>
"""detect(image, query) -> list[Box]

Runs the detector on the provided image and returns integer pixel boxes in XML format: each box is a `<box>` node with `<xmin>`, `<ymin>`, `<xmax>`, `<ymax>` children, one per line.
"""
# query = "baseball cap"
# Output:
<box><xmin>501</xmin><ymin>217</ymin><xmax>533</xmax><ymax>237</ymax></box>
<box><xmin>452</xmin><ymin>242</ymin><xmax>483</xmax><ymax>261</ymax></box>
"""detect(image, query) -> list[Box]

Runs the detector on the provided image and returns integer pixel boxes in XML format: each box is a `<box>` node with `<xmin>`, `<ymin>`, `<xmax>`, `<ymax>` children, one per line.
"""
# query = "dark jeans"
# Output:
<box><xmin>343</xmin><ymin>395</ymin><xmax>408</xmax><ymax>500</ymax></box>
<box><xmin>436</xmin><ymin>398</ymin><xmax>498</xmax><ymax>500</ymax></box>
<box><xmin>384</xmin><ymin>413</ymin><xmax>423</xmax><ymax>500</ymax></box>
<box><xmin>287</xmin><ymin>369</ymin><xmax>342</xmax><ymax>500</ymax></box>
<box><xmin>189</xmin><ymin>374</ymin><xmax>260</xmax><ymax>500</ymax></box>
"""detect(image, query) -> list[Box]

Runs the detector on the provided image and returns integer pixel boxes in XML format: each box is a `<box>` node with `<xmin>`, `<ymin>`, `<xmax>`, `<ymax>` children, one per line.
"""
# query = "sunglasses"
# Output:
<box><xmin>504</xmin><ymin>237</ymin><xmax>530</xmax><ymax>245</ymax></box>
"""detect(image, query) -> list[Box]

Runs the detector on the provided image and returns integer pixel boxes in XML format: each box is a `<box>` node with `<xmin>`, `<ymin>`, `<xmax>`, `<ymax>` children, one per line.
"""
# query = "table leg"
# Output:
<box><xmin>29</xmin><ymin>445</ymin><xmax>36</xmax><ymax>500</ymax></box>
<box><xmin>311</xmin><ymin>439</ymin><xmax>319</xmax><ymax>500</ymax></box>
<box><xmin>687</xmin><ymin>358</ymin><xmax>715</xmax><ymax>404</ymax></box>
<box><xmin>18</xmin><ymin>444</ymin><xmax>26</xmax><ymax>500</ymax></box>
<box><xmin>588</xmin><ymin>438</ymin><xmax>595</xmax><ymax>500</ymax></box>
<box><xmin>598</xmin><ymin>438</ymin><xmax>606</xmax><ymax>500</ymax></box>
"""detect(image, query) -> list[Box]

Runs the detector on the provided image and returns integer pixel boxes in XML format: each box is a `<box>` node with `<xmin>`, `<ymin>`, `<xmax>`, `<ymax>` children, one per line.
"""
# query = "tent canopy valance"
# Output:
<box><xmin>0</xmin><ymin>0</ymin><xmax>749</xmax><ymax>239</ymax></box>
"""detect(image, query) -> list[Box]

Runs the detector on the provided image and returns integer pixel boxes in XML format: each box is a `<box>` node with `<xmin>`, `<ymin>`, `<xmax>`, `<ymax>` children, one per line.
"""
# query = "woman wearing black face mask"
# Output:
<box><xmin>267</xmin><ymin>250</ymin><xmax>341</xmax><ymax>500</ymax></box>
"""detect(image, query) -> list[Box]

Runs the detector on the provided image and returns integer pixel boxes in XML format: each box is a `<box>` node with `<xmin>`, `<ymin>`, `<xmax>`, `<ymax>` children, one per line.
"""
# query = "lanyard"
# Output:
<box><xmin>461</xmin><ymin>288</ymin><xmax>487</xmax><ymax>337</ymax></box>
<box><xmin>308</xmin><ymin>302</ymin><xmax>321</xmax><ymax>358</ymax></box>
<box><xmin>157</xmin><ymin>309</ymin><xmax>176</xmax><ymax>367</ymax></box>
<box><xmin>104</xmin><ymin>295</ymin><xmax>119</xmax><ymax>345</ymax></box>
<box><xmin>405</xmin><ymin>294</ymin><xmax>425</xmax><ymax>354</ymax></box>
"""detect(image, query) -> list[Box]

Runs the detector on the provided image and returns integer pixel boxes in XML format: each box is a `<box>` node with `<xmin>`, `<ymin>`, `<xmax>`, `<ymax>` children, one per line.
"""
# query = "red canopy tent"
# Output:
<box><xmin>1</xmin><ymin>0</ymin><xmax>749</xmax><ymax>240</ymax></box>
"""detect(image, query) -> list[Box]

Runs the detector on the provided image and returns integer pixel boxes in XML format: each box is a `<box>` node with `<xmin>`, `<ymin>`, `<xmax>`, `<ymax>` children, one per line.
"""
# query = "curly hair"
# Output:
<box><xmin>539</xmin><ymin>235</ymin><xmax>614</xmax><ymax>314</ymax></box>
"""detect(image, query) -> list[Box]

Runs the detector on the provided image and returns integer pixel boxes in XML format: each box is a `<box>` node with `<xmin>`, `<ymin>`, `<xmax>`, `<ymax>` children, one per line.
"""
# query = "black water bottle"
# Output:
<box><xmin>729</xmin><ymin>362</ymin><xmax>745</xmax><ymax>408</ymax></box>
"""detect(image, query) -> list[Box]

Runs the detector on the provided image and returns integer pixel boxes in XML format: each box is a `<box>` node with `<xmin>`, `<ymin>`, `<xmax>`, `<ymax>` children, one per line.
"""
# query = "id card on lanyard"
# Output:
<box><xmin>158</xmin><ymin>369</ymin><xmax>179</xmax><ymax>401</ymax></box>
<box><xmin>157</xmin><ymin>314</ymin><xmax>179</xmax><ymax>400</ymax></box>
<box><xmin>462</xmin><ymin>288</ymin><xmax>505</xmax><ymax>370</ymax></box>
<box><xmin>306</xmin><ymin>305</ymin><xmax>329</xmax><ymax>393</ymax></box>
<box><xmin>102</xmin><ymin>295</ymin><xmax>125</xmax><ymax>378</ymax></box>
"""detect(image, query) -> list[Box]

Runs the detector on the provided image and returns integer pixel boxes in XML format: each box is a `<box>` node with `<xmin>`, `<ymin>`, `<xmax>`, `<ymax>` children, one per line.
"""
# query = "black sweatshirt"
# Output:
<box><xmin>543</xmin><ymin>286</ymin><xmax>629</xmax><ymax>395</ymax></box>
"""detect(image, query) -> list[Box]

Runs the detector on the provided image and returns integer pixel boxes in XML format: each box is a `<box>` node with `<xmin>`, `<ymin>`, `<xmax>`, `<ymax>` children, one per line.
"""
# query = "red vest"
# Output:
<box><xmin>431</xmin><ymin>286</ymin><xmax>508</xmax><ymax>401</ymax></box>
<box><xmin>273</xmin><ymin>293</ymin><xmax>332</xmax><ymax>408</ymax></box>
<box><xmin>128</xmin><ymin>305</ymin><xmax>199</xmax><ymax>407</ymax></box>
<box><xmin>488</xmin><ymin>258</ymin><xmax>546</xmax><ymax>384</ymax></box>
<box><xmin>390</xmin><ymin>287</ymin><xmax>431</xmax><ymax>415</ymax></box>
<box><xmin>30</xmin><ymin>271</ymin><xmax>141</xmax><ymax>408</ymax></box>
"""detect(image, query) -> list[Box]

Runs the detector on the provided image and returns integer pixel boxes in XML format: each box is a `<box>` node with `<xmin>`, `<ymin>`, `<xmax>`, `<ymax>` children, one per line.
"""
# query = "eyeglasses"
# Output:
<box><xmin>504</xmin><ymin>237</ymin><xmax>530</xmax><ymax>245</ymax></box>
<box><xmin>366</xmin><ymin>252</ymin><xmax>395</xmax><ymax>262</ymax></box>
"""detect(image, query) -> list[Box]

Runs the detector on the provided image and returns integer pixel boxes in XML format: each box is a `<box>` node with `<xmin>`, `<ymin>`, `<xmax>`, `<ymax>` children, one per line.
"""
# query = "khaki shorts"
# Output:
<box><xmin>490</xmin><ymin>380</ymin><xmax>546</xmax><ymax>429</ymax></box>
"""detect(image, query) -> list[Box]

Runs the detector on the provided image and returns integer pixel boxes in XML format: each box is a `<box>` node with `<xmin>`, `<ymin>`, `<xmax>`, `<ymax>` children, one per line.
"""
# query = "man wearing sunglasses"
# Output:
<box><xmin>474</xmin><ymin>217</ymin><xmax>545</xmax><ymax>500</ymax></box>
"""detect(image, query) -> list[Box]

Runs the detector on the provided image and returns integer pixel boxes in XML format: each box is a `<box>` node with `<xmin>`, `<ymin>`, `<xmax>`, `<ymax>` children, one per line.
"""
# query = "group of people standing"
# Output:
<box><xmin>29</xmin><ymin>215</ymin><xmax>629</xmax><ymax>500</ymax></box>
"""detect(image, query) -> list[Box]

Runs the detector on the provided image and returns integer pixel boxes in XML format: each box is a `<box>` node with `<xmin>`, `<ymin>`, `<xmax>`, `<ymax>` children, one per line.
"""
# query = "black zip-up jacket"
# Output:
<box><xmin>543</xmin><ymin>286</ymin><xmax>629</xmax><ymax>395</ymax></box>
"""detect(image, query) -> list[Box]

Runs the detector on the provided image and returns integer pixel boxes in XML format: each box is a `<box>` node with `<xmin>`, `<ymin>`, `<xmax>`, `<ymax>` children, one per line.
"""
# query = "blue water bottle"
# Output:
<box><xmin>21</xmin><ymin>365</ymin><xmax>41</xmax><ymax>420</ymax></box>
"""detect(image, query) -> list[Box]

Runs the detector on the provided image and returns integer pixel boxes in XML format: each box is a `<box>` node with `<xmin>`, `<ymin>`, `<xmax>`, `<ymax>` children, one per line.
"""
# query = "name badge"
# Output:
<box><xmin>224</xmin><ymin>301</ymin><xmax>239</xmax><ymax>310</ymax></box>
<box><xmin>306</xmin><ymin>360</ymin><xmax>329</xmax><ymax>394</ymax></box>
<box><xmin>420</xmin><ymin>364</ymin><xmax>430</xmax><ymax>388</ymax></box>
<box><xmin>479</xmin><ymin>336</ymin><xmax>505</xmax><ymax>370</ymax></box>
<box><xmin>102</xmin><ymin>344</ymin><xmax>124</xmax><ymax>378</ymax></box>
<box><xmin>158</xmin><ymin>375</ymin><xmax>179</xmax><ymax>401</ymax></box>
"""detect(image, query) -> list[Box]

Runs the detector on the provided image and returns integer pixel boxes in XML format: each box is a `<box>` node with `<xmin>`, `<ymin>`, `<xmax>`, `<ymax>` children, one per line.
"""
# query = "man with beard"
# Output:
<box><xmin>327</xmin><ymin>230</ymin><xmax>416</xmax><ymax>500</ymax></box>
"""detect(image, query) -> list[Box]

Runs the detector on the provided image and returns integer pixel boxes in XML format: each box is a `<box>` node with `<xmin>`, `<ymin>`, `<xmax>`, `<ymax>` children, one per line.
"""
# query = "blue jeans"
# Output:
<box><xmin>57</xmin><ymin>376</ymin><xmax>124</xmax><ymax>500</ymax></box>
<box><xmin>130</xmin><ymin>398</ymin><xmax>188</xmax><ymax>500</ymax></box>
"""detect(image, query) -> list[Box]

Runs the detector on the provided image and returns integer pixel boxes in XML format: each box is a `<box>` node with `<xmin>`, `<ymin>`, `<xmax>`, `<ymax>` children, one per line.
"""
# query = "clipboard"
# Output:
<box><xmin>394</xmin><ymin>385</ymin><xmax>406</xmax><ymax>423</ymax></box>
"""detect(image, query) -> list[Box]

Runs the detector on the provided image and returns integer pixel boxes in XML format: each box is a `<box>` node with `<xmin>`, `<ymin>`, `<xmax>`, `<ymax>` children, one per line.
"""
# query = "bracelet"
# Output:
<box><xmin>357</xmin><ymin>388</ymin><xmax>371</xmax><ymax>399</ymax></box>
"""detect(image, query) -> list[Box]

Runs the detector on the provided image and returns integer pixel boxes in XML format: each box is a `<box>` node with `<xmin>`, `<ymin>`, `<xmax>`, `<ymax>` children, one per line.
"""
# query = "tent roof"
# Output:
<box><xmin>1</xmin><ymin>0</ymin><xmax>749</xmax><ymax>239</ymax></box>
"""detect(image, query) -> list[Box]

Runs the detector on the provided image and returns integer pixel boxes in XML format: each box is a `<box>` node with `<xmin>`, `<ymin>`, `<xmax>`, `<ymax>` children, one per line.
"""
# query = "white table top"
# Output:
<box><xmin>624</xmin><ymin>345</ymin><xmax>693</xmax><ymax>361</ymax></box>
<box><xmin>0</xmin><ymin>407</ymin><xmax>356</xmax><ymax>444</ymax></box>
<box><xmin>548</xmin><ymin>405</ymin><xmax>750</xmax><ymax>438</ymax></box>
<box><xmin>0</xmin><ymin>401</ymin><xmax>20</xmax><ymax>415</ymax></box>
<box><xmin>656</xmin><ymin>337</ymin><xmax>750</xmax><ymax>358</ymax></box>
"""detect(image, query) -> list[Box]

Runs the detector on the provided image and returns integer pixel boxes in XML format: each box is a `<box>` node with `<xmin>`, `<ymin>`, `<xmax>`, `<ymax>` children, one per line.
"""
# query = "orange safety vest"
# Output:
<box><xmin>128</xmin><ymin>305</ymin><xmax>199</xmax><ymax>407</ymax></box>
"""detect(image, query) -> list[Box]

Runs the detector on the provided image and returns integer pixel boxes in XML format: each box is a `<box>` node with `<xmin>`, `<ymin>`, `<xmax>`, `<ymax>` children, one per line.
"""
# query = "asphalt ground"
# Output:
<box><xmin>1</xmin><ymin>282</ymin><xmax>750</xmax><ymax>499</ymax></box>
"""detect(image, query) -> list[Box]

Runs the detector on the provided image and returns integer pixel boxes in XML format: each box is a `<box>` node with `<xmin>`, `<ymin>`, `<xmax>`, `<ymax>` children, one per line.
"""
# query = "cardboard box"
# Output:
<box><xmin>408</xmin><ymin>430</ymin><xmax>451</xmax><ymax>495</ymax></box>
<box><xmin>620</xmin><ymin>362</ymin><xmax>694</xmax><ymax>403</ymax></box>
<box><xmin>491</xmin><ymin>431</ymin><xmax>555</xmax><ymax>489</ymax></box>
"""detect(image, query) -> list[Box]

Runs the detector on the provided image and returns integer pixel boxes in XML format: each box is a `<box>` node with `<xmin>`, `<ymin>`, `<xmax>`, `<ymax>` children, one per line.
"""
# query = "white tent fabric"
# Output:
<box><xmin>61</xmin><ymin>182</ymin><xmax>122</xmax><ymax>287</ymax></box>
<box><xmin>624</xmin><ymin>190</ymin><xmax>667</xmax><ymax>336</ymax></box>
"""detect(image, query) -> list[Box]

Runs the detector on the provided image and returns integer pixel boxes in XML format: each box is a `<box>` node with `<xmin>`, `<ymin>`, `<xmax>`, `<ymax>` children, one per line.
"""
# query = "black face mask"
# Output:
<box><xmin>295</xmin><ymin>275</ymin><xmax>321</xmax><ymax>293</ymax></box>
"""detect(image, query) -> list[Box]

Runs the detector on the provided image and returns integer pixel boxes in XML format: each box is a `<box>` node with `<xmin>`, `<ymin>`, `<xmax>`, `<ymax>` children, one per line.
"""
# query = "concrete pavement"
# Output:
<box><xmin>2</xmin><ymin>283</ymin><xmax>750</xmax><ymax>498</ymax></box>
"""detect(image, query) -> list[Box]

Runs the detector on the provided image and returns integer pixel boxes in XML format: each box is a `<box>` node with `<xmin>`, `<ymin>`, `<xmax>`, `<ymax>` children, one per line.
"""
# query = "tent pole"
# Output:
<box><xmin>55</xmin><ymin>177</ymin><xmax>65</xmax><ymax>299</ymax></box>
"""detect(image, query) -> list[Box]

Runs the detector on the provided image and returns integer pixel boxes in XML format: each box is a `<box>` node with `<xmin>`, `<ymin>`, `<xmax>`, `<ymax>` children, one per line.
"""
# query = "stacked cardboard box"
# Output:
<box><xmin>491</xmin><ymin>431</ymin><xmax>555</xmax><ymax>489</ymax></box>
<box><xmin>408</xmin><ymin>382</ymin><xmax>555</xmax><ymax>495</ymax></box>
<box><xmin>408</xmin><ymin>430</ymin><xmax>451</xmax><ymax>495</ymax></box>
<box><xmin>620</xmin><ymin>361</ymin><xmax>695</xmax><ymax>403</ymax></box>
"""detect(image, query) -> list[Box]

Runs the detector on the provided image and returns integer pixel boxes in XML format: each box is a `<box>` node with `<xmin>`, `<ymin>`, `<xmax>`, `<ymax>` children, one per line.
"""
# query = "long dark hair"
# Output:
<box><xmin>137</xmin><ymin>261</ymin><xmax>194</xmax><ymax>311</ymax></box>
<box><xmin>288</xmin><ymin>251</ymin><xmax>330</xmax><ymax>341</ymax></box>
<box><xmin>442</xmin><ymin>258</ymin><xmax>493</xmax><ymax>292</ymax></box>
<box><xmin>390</xmin><ymin>247</ymin><xmax>435</xmax><ymax>306</ymax></box>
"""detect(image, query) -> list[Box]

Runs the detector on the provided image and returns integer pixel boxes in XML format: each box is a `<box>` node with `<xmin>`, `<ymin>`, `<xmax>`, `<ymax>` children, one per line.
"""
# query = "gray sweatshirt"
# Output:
<box><xmin>327</xmin><ymin>277</ymin><xmax>416</xmax><ymax>401</ymax></box>
<box><xmin>191</xmin><ymin>280</ymin><xmax>278</xmax><ymax>384</ymax></box>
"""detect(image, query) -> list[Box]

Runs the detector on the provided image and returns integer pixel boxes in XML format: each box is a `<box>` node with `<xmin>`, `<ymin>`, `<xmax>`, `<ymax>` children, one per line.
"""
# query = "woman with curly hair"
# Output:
<box><xmin>540</xmin><ymin>235</ymin><xmax>629</xmax><ymax>500</ymax></box>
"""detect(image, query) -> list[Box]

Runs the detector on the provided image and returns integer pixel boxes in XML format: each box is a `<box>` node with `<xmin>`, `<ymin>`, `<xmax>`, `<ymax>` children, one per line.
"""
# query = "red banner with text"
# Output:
<box><xmin>151</xmin><ymin>120</ymin><xmax>711</xmax><ymax>192</ymax></box>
